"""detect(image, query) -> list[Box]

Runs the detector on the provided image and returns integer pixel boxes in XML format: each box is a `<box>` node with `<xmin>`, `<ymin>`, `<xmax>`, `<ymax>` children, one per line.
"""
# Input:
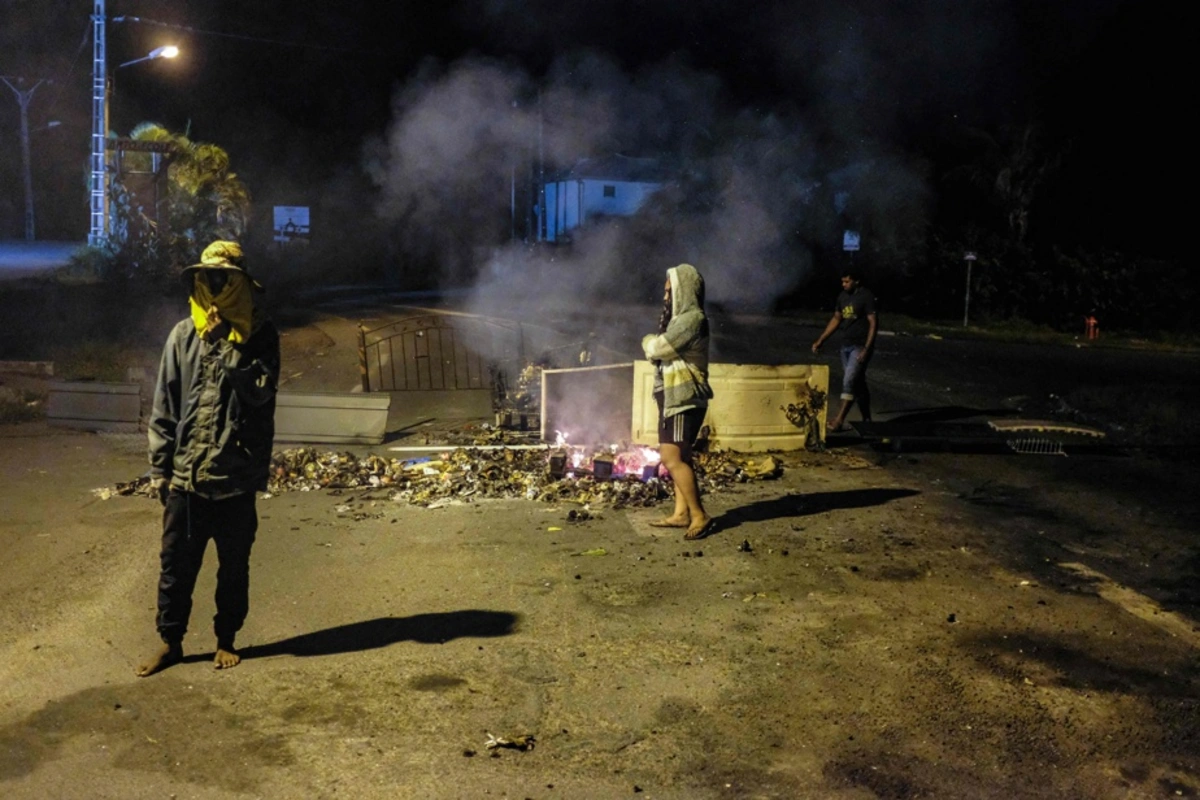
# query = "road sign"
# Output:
<box><xmin>273</xmin><ymin>206</ymin><xmax>310</xmax><ymax>243</ymax></box>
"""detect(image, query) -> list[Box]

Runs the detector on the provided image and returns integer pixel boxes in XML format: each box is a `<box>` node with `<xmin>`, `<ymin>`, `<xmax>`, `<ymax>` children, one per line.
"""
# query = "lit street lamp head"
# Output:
<box><xmin>118</xmin><ymin>44</ymin><xmax>180</xmax><ymax>69</ymax></box>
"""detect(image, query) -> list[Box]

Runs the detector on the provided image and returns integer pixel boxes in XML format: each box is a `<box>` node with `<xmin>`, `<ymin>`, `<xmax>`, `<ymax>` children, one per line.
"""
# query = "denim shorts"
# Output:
<box><xmin>840</xmin><ymin>345</ymin><xmax>869</xmax><ymax>400</ymax></box>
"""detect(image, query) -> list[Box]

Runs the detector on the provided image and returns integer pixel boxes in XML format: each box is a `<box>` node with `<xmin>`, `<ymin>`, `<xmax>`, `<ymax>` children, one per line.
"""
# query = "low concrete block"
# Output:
<box><xmin>46</xmin><ymin>381</ymin><xmax>141</xmax><ymax>433</ymax></box>
<box><xmin>540</xmin><ymin>362</ymin><xmax>830</xmax><ymax>452</ymax></box>
<box><xmin>275</xmin><ymin>392</ymin><xmax>392</xmax><ymax>445</ymax></box>
<box><xmin>632</xmin><ymin>362</ymin><xmax>829</xmax><ymax>452</ymax></box>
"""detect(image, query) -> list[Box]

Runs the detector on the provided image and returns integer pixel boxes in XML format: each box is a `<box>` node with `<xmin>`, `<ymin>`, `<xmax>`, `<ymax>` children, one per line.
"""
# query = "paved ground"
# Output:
<box><xmin>1</xmin><ymin>302</ymin><xmax>1198</xmax><ymax>799</ymax></box>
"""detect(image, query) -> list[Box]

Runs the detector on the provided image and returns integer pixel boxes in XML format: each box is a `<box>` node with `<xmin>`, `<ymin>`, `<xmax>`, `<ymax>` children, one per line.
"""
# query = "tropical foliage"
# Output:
<box><xmin>79</xmin><ymin>123</ymin><xmax>250</xmax><ymax>283</ymax></box>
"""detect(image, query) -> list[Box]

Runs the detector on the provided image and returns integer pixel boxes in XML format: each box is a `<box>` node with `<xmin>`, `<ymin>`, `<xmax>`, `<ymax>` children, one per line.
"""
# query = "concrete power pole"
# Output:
<box><xmin>88</xmin><ymin>0</ymin><xmax>107</xmax><ymax>246</ymax></box>
<box><xmin>1</xmin><ymin>77</ymin><xmax>44</xmax><ymax>241</ymax></box>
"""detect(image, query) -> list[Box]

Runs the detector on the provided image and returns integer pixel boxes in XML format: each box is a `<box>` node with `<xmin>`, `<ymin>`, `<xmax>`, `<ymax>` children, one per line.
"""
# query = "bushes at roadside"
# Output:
<box><xmin>0</xmin><ymin>276</ymin><xmax>177</xmax><ymax>373</ymax></box>
<box><xmin>0</xmin><ymin>386</ymin><xmax>43</xmax><ymax>423</ymax></box>
<box><xmin>908</xmin><ymin>233</ymin><xmax>1190</xmax><ymax>335</ymax></box>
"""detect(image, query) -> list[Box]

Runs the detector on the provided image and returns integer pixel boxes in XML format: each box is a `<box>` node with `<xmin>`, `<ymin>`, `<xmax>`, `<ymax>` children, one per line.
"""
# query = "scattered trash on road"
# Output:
<box><xmin>485</xmin><ymin>732</ymin><xmax>536</xmax><ymax>751</ymax></box>
<box><xmin>103</xmin><ymin>446</ymin><xmax>782</xmax><ymax>510</ymax></box>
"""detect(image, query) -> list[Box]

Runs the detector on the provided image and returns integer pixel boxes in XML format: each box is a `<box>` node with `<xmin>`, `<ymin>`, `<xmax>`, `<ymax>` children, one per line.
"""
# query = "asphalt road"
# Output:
<box><xmin>1</xmin><ymin>297</ymin><xmax>1198</xmax><ymax>798</ymax></box>
<box><xmin>353</xmin><ymin>292</ymin><xmax>1200</xmax><ymax>446</ymax></box>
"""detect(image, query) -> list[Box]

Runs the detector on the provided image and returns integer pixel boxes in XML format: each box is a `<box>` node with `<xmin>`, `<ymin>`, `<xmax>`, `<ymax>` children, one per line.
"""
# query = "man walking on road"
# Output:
<box><xmin>136</xmin><ymin>241</ymin><xmax>280</xmax><ymax>677</ymax></box>
<box><xmin>812</xmin><ymin>270</ymin><xmax>877</xmax><ymax>434</ymax></box>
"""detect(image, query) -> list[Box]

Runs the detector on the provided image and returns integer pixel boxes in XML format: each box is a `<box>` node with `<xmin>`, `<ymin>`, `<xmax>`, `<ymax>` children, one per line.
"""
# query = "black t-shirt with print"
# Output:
<box><xmin>836</xmin><ymin>287</ymin><xmax>877</xmax><ymax>347</ymax></box>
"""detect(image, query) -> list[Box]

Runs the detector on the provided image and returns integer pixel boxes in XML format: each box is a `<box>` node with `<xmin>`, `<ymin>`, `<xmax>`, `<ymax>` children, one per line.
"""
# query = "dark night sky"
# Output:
<box><xmin>0</xmin><ymin>0</ymin><xmax>1186</xmax><ymax>304</ymax></box>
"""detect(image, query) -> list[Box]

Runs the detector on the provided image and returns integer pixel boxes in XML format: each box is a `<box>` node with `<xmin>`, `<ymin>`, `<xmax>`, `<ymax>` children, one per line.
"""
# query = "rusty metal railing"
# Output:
<box><xmin>358</xmin><ymin>314</ymin><xmax>526</xmax><ymax>393</ymax></box>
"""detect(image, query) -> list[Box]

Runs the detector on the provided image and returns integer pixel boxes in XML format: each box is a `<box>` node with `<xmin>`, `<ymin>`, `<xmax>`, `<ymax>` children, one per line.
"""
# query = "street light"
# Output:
<box><xmin>87</xmin><ymin>26</ymin><xmax>180</xmax><ymax>245</ymax></box>
<box><xmin>1</xmin><ymin>78</ymin><xmax>63</xmax><ymax>242</ymax></box>
<box><xmin>118</xmin><ymin>45</ymin><xmax>179</xmax><ymax>69</ymax></box>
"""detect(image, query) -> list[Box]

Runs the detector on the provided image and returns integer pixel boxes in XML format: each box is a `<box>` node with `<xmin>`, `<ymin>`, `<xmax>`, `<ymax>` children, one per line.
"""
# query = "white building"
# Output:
<box><xmin>537</xmin><ymin>155</ymin><xmax>670</xmax><ymax>243</ymax></box>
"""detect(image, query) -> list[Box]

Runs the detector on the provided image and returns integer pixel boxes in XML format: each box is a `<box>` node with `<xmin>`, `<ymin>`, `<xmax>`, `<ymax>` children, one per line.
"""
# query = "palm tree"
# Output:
<box><xmin>950</xmin><ymin>122</ymin><xmax>1060</xmax><ymax>249</ymax></box>
<box><xmin>119</xmin><ymin>122</ymin><xmax>251</xmax><ymax>261</ymax></box>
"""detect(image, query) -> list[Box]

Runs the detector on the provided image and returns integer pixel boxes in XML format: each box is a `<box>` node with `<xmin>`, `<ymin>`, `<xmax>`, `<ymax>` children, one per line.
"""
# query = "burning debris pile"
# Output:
<box><xmin>104</xmin><ymin>444</ymin><xmax>783</xmax><ymax>508</ymax></box>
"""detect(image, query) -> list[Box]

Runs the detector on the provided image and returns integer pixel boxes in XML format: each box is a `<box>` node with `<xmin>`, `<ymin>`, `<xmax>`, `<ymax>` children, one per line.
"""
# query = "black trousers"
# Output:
<box><xmin>156</xmin><ymin>490</ymin><xmax>257</xmax><ymax>646</ymax></box>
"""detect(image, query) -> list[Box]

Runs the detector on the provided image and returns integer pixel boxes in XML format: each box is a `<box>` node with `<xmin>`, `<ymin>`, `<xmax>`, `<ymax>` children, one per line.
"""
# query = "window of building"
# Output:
<box><xmin>602</xmin><ymin>185</ymin><xmax>616</xmax><ymax>197</ymax></box>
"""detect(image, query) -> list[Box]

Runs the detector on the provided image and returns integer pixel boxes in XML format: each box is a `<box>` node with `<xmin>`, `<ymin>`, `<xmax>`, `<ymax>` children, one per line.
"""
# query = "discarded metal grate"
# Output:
<box><xmin>1005</xmin><ymin>437</ymin><xmax>1066</xmax><ymax>456</ymax></box>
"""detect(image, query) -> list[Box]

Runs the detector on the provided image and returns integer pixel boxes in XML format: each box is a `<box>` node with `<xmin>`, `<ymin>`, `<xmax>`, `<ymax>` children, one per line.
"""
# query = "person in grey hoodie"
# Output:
<box><xmin>641</xmin><ymin>263</ymin><xmax>715</xmax><ymax>540</ymax></box>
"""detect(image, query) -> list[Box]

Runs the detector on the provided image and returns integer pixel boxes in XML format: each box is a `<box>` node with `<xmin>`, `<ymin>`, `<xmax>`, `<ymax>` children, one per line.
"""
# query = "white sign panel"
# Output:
<box><xmin>273</xmin><ymin>206</ymin><xmax>310</xmax><ymax>243</ymax></box>
<box><xmin>842</xmin><ymin>230</ymin><xmax>860</xmax><ymax>252</ymax></box>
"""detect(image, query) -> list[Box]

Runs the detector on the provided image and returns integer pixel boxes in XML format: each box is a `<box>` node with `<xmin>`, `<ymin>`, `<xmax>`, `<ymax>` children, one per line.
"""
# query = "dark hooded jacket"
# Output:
<box><xmin>641</xmin><ymin>263</ymin><xmax>713</xmax><ymax>417</ymax></box>
<box><xmin>148</xmin><ymin>315</ymin><xmax>280</xmax><ymax>498</ymax></box>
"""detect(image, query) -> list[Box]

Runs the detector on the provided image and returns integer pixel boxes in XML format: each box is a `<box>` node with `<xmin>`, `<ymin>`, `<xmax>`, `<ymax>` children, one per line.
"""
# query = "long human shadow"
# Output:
<box><xmin>237</xmin><ymin>609</ymin><xmax>520</xmax><ymax>661</ymax></box>
<box><xmin>714</xmin><ymin>488</ymin><xmax>921</xmax><ymax>534</ymax></box>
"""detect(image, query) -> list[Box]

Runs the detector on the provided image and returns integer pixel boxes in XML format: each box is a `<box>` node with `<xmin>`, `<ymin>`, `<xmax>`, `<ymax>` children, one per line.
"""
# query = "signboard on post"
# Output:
<box><xmin>273</xmin><ymin>206</ymin><xmax>310</xmax><ymax>244</ymax></box>
<box><xmin>842</xmin><ymin>230</ymin><xmax>861</xmax><ymax>252</ymax></box>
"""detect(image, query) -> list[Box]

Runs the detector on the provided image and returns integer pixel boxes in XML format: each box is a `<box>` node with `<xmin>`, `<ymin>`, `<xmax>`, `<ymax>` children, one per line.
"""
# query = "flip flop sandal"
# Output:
<box><xmin>684</xmin><ymin>519</ymin><xmax>716</xmax><ymax>541</ymax></box>
<box><xmin>649</xmin><ymin>519</ymin><xmax>690</xmax><ymax>528</ymax></box>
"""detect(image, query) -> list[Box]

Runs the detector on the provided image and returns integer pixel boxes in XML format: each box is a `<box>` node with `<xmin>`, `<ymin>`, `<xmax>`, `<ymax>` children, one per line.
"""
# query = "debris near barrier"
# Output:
<box><xmin>492</xmin><ymin>362</ymin><xmax>545</xmax><ymax>431</ymax></box>
<box><xmin>781</xmin><ymin>384</ymin><xmax>828</xmax><ymax>451</ymax></box>
<box><xmin>440</xmin><ymin>423</ymin><xmax>541</xmax><ymax>447</ymax></box>
<box><xmin>269</xmin><ymin>446</ymin><xmax>667</xmax><ymax>508</ymax></box>
<box><xmin>101</xmin><ymin>445</ymin><xmax>783</xmax><ymax>507</ymax></box>
<box><xmin>108</xmin><ymin>475</ymin><xmax>155</xmax><ymax>500</ymax></box>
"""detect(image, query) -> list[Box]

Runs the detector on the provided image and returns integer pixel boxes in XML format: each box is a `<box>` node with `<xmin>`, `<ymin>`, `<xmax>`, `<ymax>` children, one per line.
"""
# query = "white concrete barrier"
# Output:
<box><xmin>275</xmin><ymin>392</ymin><xmax>392</xmax><ymax>445</ymax></box>
<box><xmin>539</xmin><ymin>361</ymin><xmax>829</xmax><ymax>452</ymax></box>
<box><xmin>46</xmin><ymin>381</ymin><xmax>141</xmax><ymax>433</ymax></box>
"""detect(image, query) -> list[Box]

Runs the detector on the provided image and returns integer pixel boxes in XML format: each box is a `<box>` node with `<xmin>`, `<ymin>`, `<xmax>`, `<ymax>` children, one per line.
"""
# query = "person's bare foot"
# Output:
<box><xmin>135</xmin><ymin>642</ymin><xmax>182</xmax><ymax>677</ymax></box>
<box><xmin>214</xmin><ymin>645</ymin><xmax>241</xmax><ymax>670</ymax></box>
<box><xmin>649</xmin><ymin>515</ymin><xmax>690</xmax><ymax>528</ymax></box>
<box><xmin>684</xmin><ymin>515</ymin><xmax>715</xmax><ymax>541</ymax></box>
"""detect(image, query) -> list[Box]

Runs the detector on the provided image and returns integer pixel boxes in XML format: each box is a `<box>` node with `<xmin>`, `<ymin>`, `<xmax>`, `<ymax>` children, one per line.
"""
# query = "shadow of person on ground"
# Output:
<box><xmin>713</xmin><ymin>488</ymin><xmax>921</xmax><ymax>534</ymax></box>
<box><xmin>237</xmin><ymin>609</ymin><xmax>520</xmax><ymax>661</ymax></box>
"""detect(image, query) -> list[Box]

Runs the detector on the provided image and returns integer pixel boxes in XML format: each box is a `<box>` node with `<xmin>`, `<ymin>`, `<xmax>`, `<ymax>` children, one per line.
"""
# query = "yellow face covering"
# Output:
<box><xmin>190</xmin><ymin>271</ymin><xmax>256</xmax><ymax>343</ymax></box>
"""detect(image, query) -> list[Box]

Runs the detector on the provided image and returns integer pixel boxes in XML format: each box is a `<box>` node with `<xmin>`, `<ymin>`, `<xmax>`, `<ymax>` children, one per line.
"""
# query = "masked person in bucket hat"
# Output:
<box><xmin>137</xmin><ymin>240</ymin><xmax>280</xmax><ymax>677</ymax></box>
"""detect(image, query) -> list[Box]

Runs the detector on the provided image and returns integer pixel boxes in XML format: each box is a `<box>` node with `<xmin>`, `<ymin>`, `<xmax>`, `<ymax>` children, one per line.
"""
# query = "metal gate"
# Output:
<box><xmin>357</xmin><ymin>314</ymin><xmax>525</xmax><ymax>393</ymax></box>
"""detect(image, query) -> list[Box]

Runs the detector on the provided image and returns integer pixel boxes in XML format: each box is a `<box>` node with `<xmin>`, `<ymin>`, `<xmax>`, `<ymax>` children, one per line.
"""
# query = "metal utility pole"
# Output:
<box><xmin>537</xmin><ymin>90</ymin><xmax>545</xmax><ymax>242</ymax></box>
<box><xmin>1</xmin><ymin>77</ymin><xmax>44</xmax><ymax>241</ymax></box>
<box><xmin>963</xmin><ymin>251</ymin><xmax>977</xmax><ymax>327</ymax></box>
<box><xmin>89</xmin><ymin>0</ymin><xmax>108</xmax><ymax>246</ymax></box>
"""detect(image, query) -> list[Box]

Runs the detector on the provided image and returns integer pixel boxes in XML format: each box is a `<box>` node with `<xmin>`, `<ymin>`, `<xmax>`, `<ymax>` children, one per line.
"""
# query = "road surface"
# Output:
<box><xmin>0</xmin><ymin>300</ymin><xmax>1197</xmax><ymax>798</ymax></box>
